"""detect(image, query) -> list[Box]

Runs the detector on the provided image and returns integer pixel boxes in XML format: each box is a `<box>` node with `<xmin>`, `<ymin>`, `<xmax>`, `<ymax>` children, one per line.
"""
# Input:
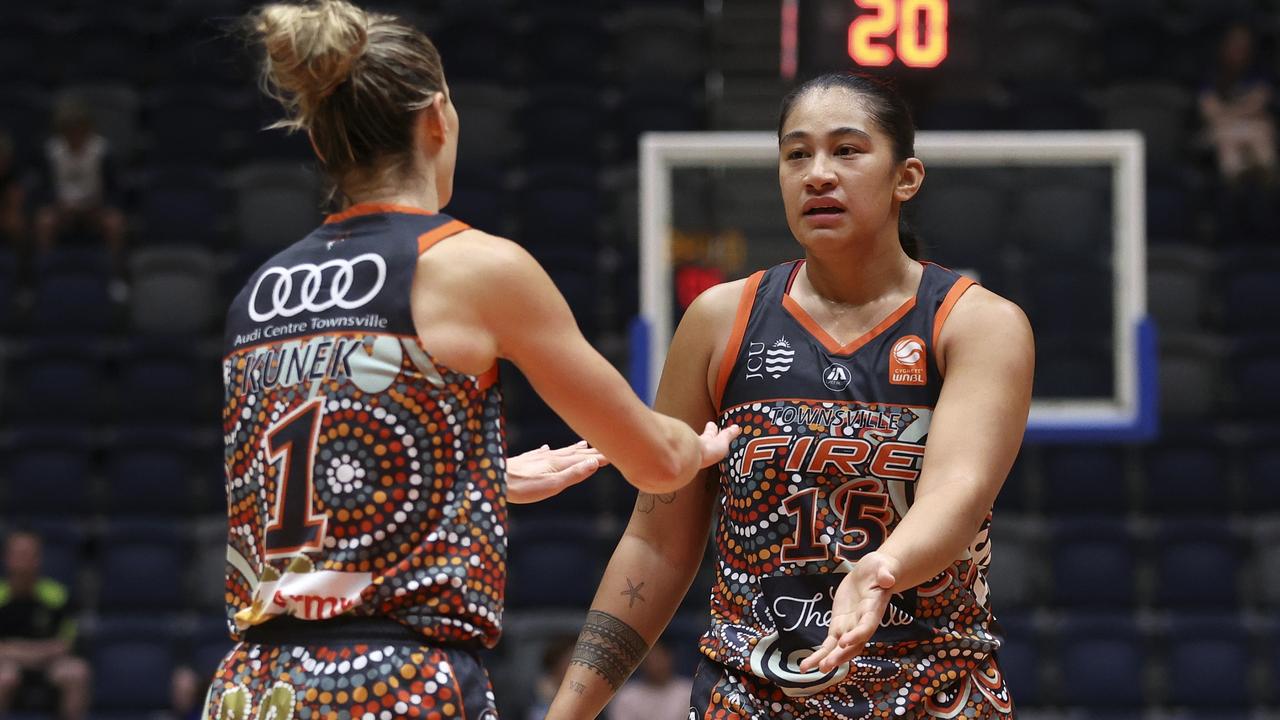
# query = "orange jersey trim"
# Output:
<box><xmin>713</xmin><ymin>271</ymin><xmax>766</xmax><ymax>413</ymax></box>
<box><xmin>324</xmin><ymin>202</ymin><xmax>437</xmax><ymax>225</ymax></box>
<box><xmin>417</xmin><ymin>220</ymin><xmax>471</xmax><ymax>255</ymax></box>
<box><xmin>782</xmin><ymin>292</ymin><xmax>918</xmax><ymax>357</ymax></box>
<box><xmin>931</xmin><ymin>276</ymin><xmax>978</xmax><ymax>376</ymax></box>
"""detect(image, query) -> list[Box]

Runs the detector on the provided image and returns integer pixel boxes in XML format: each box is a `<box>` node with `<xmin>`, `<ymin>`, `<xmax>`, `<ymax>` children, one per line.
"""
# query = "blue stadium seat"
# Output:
<box><xmin>1034</xmin><ymin>335</ymin><xmax>1113</xmax><ymax>400</ymax></box>
<box><xmin>1158</xmin><ymin>334</ymin><xmax>1221</xmax><ymax>420</ymax></box>
<box><xmin>145</xmin><ymin>89</ymin><xmax>246</xmax><ymax>166</ymax></box>
<box><xmin>0</xmin><ymin>86</ymin><xmax>50</xmax><ymax>166</ymax></box>
<box><xmin>998</xmin><ymin>7</ymin><xmax>1095</xmax><ymax>89</ymax></box>
<box><xmin>60</xmin><ymin>21</ymin><xmax>149</xmax><ymax>85</ymax></box>
<box><xmin>29</xmin><ymin>255</ymin><xmax>117</xmax><ymax>335</ymax></box>
<box><xmin>1007</xmin><ymin>87</ymin><xmax>1099</xmax><ymax>130</ymax></box>
<box><xmin>115</xmin><ymin>341</ymin><xmax>208</xmax><ymax>424</ymax></box>
<box><xmin>1229</xmin><ymin>336</ymin><xmax>1280</xmax><ymax>411</ymax></box>
<box><xmin>90</xmin><ymin>617</ymin><xmax>177</xmax><ymax>713</ymax></box>
<box><xmin>4</xmin><ymin>429</ymin><xmax>93</xmax><ymax>516</ymax></box>
<box><xmin>1147</xmin><ymin>246</ymin><xmax>1213</xmax><ymax>333</ymax></box>
<box><xmin>617</xmin><ymin>86</ymin><xmax>703</xmax><ymax>157</ymax></box>
<box><xmin>519</xmin><ymin>166</ymin><xmax>601</xmax><ymax>253</ymax></box>
<box><xmin>445</xmin><ymin>186</ymin><xmax>505</xmax><ymax>235</ymax></box>
<box><xmin>138</xmin><ymin>168</ymin><xmax>225</xmax><ymax>245</ymax></box>
<box><xmin>1163</xmin><ymin>614</ymin><xmax>1252</xmax><ymax>708</ymax></box>
<box><xmin>910</xmin><ymin>175</ymin><xmax>1008</xmax><ymax>269</ymax></box>
<box><xmin>1222</xmin><ymin>251</ymin><xmax>1280</xmax><ymax>333</ymax></box>
<box><xmin>104</xmin><ymin>430</ymin><xmax>194</xmax><ymax>516</ymax></box>
<box><xmin>523</xmin><ymin>10</ymin><xmax>608</xmax><ymax>85</ymax></box>
<box><xmin>1146</xmin><ymin>180</ymin><xmax>1194</xmax><ymax>245</ymax></box>
<box><xmin>505</xmin><ymin>518</ymin><xmax>604</xmax><ymax>609</ymax></box>
<box><xmin>662</xmin><ymin>613</ymin><xmax>710</xmax><ymax>677</ymax></box>
<box><xmin>1100</xmin><ymin>82</ymin><xmax>1193</xmax><ymax>177</ymax></box>
<box><xmin>97</xmin><ymin>520</ymin><xmax>187</xmax><ymax>612</ymax></box>
<box><xmin>986</xmin><ymin>518</ymin><xmax>1042</xmax><ymax>612</ymax></box>
<box><xmin>1041</xmin><ymin>446</ymin><xmax>1128</xmax><ymax>515</ymax></box>
<box><xmin>5</xmin><ymin>340</ymin><xmax>106</xmax><ymax>423</ymax></box>
<box><xmin>23</xmin><ymin>516</ymin><xmax>85</xmax><ymax>592</ymax></box>
<box><xmin>522</xmin><ymin>87</ymin><xmax>607</xmax><ymax>164</ymax></box>
<box><xmin>616</xmin><ymin>7</ymin><xmax>706</xmax><ymax>87</ymax></box>
<box><xmin>1049</xmin><ymin>517</ymin><xmax>1136</xmax><ymax>609</ymax></box>
<box><xmin>1055</xmin><ymin>613</ymin><xmax>1146</xmax><ymax>708</ymax></box>
<box><xmin>994</xmin><ymin>613</ymin><xmax>1040</xmax><ymax>708</ymax></box>
<box><xmin>128</xmin><ymin>246</ymin><xmax>219</xmax><ymax>337</ymax></box>
<box><xmin>1142</xmin><ymin>441</ymin><xmax>1228</xmax><ymax>515</ymax></box>
<box><xmin>1247</xmin><ymin>442</ymin><xmax>1280</xmax><ymax>512</ymax></box>
<box><xmin>917</xmin><ymin>91</ymin><xmax>1007</xmax><ymax>131</ymax></box>
<box><xmin>228</xmin><ymin>162</ymin><xmax>322</xmax><ymax>252</ymax></box>
<box><xmin>1153</xmin><ymin>521</ymin><xmax>1240</xmax><ymax>609</ymax></box>
<box><xmin>433</xmin><ymin>13</ymin><xmax>514</xmax><ymax>84</ymax></box>
<box><xmin>1024</xmin><ymin>264</ymin><xmax>1112</xmax><ymax>337</ymax></box>
<box><xmin>1014</xmin><ymin>183</ymin><xmax>1109</xmax><ymax>259</ymax></box>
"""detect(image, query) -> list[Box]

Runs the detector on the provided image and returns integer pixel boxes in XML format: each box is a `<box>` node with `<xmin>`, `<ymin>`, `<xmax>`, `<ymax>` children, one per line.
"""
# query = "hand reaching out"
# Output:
<box><xmin>506</xmin><ymin>440</ymin><xmax>609</xmax><ymax>504</ymax></box>
<box><xmin>698</xmin><ymin>421</ymin><xmax>741</xmax><ymax>469</ymax></box>
<box><xmin>800</xmin><ymin>552</ymin><xmax>900</xmax><ymax>674</ymax></box>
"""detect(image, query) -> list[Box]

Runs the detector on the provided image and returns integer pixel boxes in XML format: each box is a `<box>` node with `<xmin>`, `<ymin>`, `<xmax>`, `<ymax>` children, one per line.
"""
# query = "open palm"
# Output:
<box><xmin>800</xmin><ymin>552</ymin><xmax>900</xmax><ymax>674</ymax></box>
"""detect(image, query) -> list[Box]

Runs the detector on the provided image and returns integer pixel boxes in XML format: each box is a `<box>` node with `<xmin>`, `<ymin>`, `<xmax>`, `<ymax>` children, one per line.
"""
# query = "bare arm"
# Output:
<box><xmin>0</xmin><ymin>638</ymin><xmax>71</xmax><ymax>669</ymax></box>
<box><xmin>804</xmin><ymin>287</ymin><xmax>1034</xmax><ymax>672</ymax></box>
<box><xmin>413</xmin><ymin>231</ymin><xmax>736</xmax><ymax>494</ymax></box>
<box><xmin>545</xmin><ymin>282</ymin><xmax>742</xmax><ymax>719</ymax></box>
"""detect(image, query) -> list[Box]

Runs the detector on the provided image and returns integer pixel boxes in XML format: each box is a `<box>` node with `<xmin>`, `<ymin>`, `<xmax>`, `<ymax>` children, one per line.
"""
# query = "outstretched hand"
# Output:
<box><xmin>698</xmin><ymin>421</ymin><xmax>741</xmax><ymax>468</ymax></box>
<box><xmin>800</xmin><ymin>552</ymin><xmax>900</xmax><ymax>674</ymax></box>
<box><xmin>506</xmin><ymin>441</ymin><xmax>610</xmax><ymax>504</ymax></box>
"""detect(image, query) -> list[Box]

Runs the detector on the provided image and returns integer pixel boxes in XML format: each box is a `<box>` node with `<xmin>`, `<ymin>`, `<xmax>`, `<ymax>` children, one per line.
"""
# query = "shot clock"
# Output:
<box><xmin>784</xmin><ymin>0</ymin><xmax>950</xmax><ymax>78</ymax></box>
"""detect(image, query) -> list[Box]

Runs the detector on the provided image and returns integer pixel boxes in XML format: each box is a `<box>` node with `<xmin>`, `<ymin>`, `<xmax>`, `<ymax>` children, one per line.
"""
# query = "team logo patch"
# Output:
<box><xmin>889</xmin><ymin>335</ymin><xmax>927</xmax><ymax>386</ymax></box>
<box><xmin>765</xmin><ymin>337</ymin><xmax>795</xmax><ymax>378</ymax></box>
<box><xmin>249</xmin><ymin>253</ymin><xmax>387</xmax><ymax>322</ymax></box>
<box><xmin>822</xmin><ymin>363</ymin><xmax>851</xmax><ymax>391</ymax></box>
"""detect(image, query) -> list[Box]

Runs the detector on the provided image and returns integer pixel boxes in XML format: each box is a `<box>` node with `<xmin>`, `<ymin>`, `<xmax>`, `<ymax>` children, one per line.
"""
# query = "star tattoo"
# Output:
<box><xmin>621</xmin><ymin>577</ymin><xmax>647</xmax><ymax>608</ymax></box>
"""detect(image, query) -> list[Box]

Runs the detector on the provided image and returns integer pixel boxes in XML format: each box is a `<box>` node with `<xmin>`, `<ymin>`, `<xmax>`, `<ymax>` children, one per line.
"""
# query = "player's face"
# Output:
<box><xmin>778</xmin><ymin>88</ymin><xmax>909</xmax><ymax>251</ymax></box>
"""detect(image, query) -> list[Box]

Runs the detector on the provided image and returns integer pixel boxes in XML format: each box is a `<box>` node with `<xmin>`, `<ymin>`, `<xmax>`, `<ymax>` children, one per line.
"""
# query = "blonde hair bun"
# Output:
<box><xmin>253</xmin><ymin>0</ymin><xmax>368</xmax><ymax>128</ymax></box>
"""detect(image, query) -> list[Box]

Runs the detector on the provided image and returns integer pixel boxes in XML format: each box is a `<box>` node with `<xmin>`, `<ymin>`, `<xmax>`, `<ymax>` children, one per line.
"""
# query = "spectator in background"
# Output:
<box><xmin>607</xmin><ymin>640</ymin><xmax>692</xmax><ymax>720</ymax></box>
<box><xmin>0</xmin><ymin>130</ymin><xmax>25</xmax><ymax>248</ymax></box>
<box><xmin>0</xmin><ymin>530</ymin><xmax>90</xmax><ymax>720</ymax></box>
<box><xmin>34</xmin><ymin>95</ymin><xmax>126</xmax><ymax>260</ymax></box>
<box><xmin>1200</xmin><ymin>23</ymin><xmax>1277</xmax><ymax>184</ymax></box>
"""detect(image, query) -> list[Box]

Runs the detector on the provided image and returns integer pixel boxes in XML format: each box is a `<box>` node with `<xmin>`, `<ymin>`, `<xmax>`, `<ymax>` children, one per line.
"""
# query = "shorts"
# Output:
<box><xmin>203</xmin><ymin>617</ymin><xmax>497</xmax><ymax>720</ymax></box>
<box><xmin>689</xmin><ymin>653</ymin><xmax>1014</xmax><ymax>720</ymax></box>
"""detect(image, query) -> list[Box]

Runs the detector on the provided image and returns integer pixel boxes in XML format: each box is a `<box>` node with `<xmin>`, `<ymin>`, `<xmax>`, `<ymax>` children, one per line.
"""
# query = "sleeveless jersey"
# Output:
<box><xmin>221</xmin><ymin>204</ymin><xmax>507</xmax><ymax>648</ymax></box>
<box><xmin>699</xmin><ymin>260</ymin><xmax>1011</xmax><ymax>718</ymax></box>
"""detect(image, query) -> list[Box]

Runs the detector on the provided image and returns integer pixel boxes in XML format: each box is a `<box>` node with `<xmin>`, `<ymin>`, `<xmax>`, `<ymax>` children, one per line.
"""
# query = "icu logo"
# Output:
<box><xmin>249</xmin><ymin>253</ymin><xmax>387</xmax><ymax>322</ymax></box>
<box><xmin>889</xmin><ymin>335</ymin><xmax>926</xmax><ymax>386</ymax></box>
<box><xmin>822</xmin><ymin>363</ymin><xmax>851</xmax><ymax>391</ymax></box>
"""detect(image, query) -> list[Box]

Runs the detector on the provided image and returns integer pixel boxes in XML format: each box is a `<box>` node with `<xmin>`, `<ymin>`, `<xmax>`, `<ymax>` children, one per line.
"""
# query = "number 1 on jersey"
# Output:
<box><xmin>263</xmin><ymin>399</ymin><xmax>328</xmax><ymax>559</ymax></box>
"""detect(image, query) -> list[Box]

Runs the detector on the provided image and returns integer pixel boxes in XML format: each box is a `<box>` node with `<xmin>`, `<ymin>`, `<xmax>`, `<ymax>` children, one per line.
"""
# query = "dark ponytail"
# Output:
<box><xmin>779</xmin><ymin>72</ymin><xmax>921</xmax><ymax>259</ymax></box>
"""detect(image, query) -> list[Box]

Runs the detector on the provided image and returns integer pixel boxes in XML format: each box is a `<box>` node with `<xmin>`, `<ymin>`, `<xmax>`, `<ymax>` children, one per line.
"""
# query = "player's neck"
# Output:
<box><xmin>799</xmin><ymin>232</ymin><xmax>917</xmax><ymax>308</ymax></box>
<box><xmin>340</xmin><ymin>170</ymin><xmax>441</xmax><ymax>214</ymax></box>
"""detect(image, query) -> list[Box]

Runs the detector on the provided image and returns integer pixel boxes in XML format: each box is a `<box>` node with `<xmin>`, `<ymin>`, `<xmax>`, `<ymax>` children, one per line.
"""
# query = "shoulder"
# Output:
<box><xmin>680</xmin><ymin>277</ymin><xmax>750</xmax><ymax>330</ymax></box>
<box><xmin>34</xmin><ymin>578</ymin><xmax>69</xmax><ymax>608</ymax></box>
<box><xmin>938</xmin><ymin>285</ymin><xmax>1033</xmax><ymax>368</ymax></box>
<box><xmin>417</xmin><ymin>229</ymin><xmax>540</xmax><ymax>285</ymax></box>
<box><xmin>944</xmin><ymin>285</ymin><xmax>1031</xmax><ymax>340</ymax></box>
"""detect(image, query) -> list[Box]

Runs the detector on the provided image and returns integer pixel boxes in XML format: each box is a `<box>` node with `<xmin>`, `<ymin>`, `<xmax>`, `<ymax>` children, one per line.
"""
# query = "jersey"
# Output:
<box><xmin>221</xmin><ymin>203</ymin><xmax>507</xmax><ymax>649</ymax></box>
<box><xmin>697</xmin><ymin>260</ymin><xmax>1011</xmax><ymax>718</ymax></box>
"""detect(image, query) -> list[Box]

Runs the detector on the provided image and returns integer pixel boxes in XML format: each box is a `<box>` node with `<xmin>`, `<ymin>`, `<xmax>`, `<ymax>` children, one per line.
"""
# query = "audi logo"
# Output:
<box><xmin>248</xmin><ymin>253</ymin><xmax>387</xmax><ymax>322</ymax></box>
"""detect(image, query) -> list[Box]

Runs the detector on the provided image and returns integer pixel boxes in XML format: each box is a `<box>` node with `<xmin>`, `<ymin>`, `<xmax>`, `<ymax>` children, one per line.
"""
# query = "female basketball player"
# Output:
<box><xmin>208</xmin><ymin>2</ymin><xmax>738</xmax><ymax>719</ymax></box>
<box><xmin>547</xmin><ymin>73</ymin><xmax>1033</xmax><ymax>719</ymax></box>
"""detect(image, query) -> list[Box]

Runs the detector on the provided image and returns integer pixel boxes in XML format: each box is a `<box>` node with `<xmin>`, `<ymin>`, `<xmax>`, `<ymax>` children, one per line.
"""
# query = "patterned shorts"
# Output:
<box><xmin>204</xmin><ymin>630</ymin><xmax>497</xmax><ymax>720</ymax></box>
<box><xmin>689</xmin><ymin>654</ymin><xmax>1014</xmax><ymax>720</ymax></box>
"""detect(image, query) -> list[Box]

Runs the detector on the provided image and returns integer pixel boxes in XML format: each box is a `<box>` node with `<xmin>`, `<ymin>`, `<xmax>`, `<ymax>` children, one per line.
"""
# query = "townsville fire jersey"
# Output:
<box><xmin>697</xmin><ymin>260</ymin><xmax>1011</xmax><ymax>718</ymax></box>
<box><xmin>221</xmin><ymin>204</ymin><xmax>507</xmax><ymax>648</ymax></box>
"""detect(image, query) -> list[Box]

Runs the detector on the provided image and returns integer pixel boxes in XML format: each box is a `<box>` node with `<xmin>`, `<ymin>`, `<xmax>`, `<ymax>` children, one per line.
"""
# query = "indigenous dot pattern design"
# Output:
<box><xmin>696</xmin><ymin>261</ymin><xmax>1010</xmax><ymax>718</ymax></box>
<box><xmin>221</xmin><ymin>210</ymin><xmax>507</xmax><ymax>649</ymax></box>
<box><xmin>690</xmin><ymin>653</ymin><xmax>1012</xmax><ymax>720</ymax></box>
<box><xmin>205</xmin><ymin>641</ymin><xmax>498</xmax><ymax>720</ymax></box>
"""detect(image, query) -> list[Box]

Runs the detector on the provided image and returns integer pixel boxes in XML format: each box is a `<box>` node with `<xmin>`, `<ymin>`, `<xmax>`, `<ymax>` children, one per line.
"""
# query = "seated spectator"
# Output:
<box><xmin>1199</xmin><ymin>23</ymin><xmax>1276</xmax><ymax>184</ymax></box>
<box><xmin>608</xmin><ymin>640</ymin><xmax>693</xmax><ymax>720</ymax></box>
<box><xmin>33</xmin><ymin>96</ymin><xmax>126</xmax><ymax>260</ymax></box>
<box><xmin>0</xmin><ymin>130</ymin><xmax>25</xmax><ymax>248</ymax></box>
<box><xmin>0</xmin><ymin>529</ymin><xmax>90</xmax><ymax>720</ymax></box>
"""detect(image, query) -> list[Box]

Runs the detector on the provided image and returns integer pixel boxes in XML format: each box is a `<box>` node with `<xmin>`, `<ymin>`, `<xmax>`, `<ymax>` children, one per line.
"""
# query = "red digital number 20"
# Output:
<box><xmin>849</xmin><ymin>0</ymin><xmax>948</xmax><ymax>69</ymax></box>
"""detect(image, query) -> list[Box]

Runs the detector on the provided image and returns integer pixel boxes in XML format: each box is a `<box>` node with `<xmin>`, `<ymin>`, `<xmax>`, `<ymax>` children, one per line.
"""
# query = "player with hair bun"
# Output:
<box><xmin>207</xmin><ymin>2</ymin><xmax>739</xmax><ymax>718</ymax></box>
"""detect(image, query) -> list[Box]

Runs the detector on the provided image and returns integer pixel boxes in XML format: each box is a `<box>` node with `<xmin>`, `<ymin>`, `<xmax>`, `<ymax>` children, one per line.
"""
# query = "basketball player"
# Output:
<box><xmin>546</xmin><ymin>73</ymin><xmax>1033</xmax><ymax>719</ymax></box>
<box><xmin>208</xmin><ymin>2</ymin><xmax>739</xmax><ymax>719</ymax></box>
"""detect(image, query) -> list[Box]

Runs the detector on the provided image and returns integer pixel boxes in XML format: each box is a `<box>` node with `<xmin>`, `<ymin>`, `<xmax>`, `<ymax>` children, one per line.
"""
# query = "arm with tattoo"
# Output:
<box><xmin>545</xmin><ymin>472</ymin><xmax>718</xmax><ymax>720</ymax></box>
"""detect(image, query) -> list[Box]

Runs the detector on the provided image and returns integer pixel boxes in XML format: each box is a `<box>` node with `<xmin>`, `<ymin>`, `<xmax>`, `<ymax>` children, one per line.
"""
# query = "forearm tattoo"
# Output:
<box><xmin>636</xmin><ymin>491</ymin><xmax>676</xmax><ymax>514</ymax></box>
<box><xmin>569</xmin><ymin>610</ymin><xmax>649</xmax><ymax>690</ymax></box>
